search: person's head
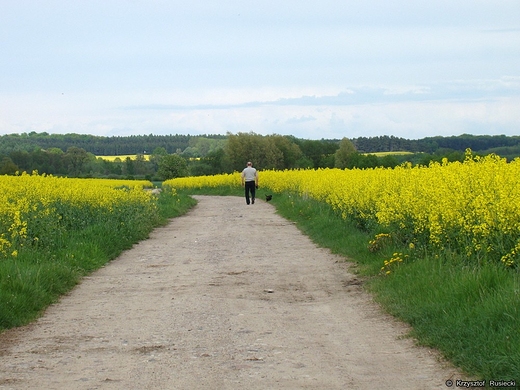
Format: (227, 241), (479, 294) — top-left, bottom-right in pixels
(247, 161), (252, 167)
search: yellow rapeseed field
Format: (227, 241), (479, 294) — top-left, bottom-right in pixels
(0, 172), (154, 258)
(96, 155), (151, 161)
(166, 151), (520, 267)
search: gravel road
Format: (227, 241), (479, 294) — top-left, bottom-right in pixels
(0, 195), (461, 389)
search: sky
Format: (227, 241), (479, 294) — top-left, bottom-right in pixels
(1, 0), (519, 140)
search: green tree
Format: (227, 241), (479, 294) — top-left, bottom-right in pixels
(157, 154), (188, 180)
(64, 147), (89, 176)
(225, 132), (259, 171)
(225, 132), (291, 171)
(149, 147), (168, 172)
(201, 148), (226, 174)
(270, 135), (302, 169)
(125, 157), (135, 176)
(8, 151), (32, 172)
(133, 154), (150, 176)
(296, 139), (338, 168)
(0, 157), (19, 175)
(262, 136), (284, 169)
(334, 138), (358, 169)
(188, 161), (215, 176)
(380, 154), (399, 168)
(356, 154), (380, 169)
(188, 137), (211, 156)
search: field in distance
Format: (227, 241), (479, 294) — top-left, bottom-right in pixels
(363, 151), (414, 156)
(97, 155), (151, 161)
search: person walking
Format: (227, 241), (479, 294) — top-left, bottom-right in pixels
(241, 161), (258, 205)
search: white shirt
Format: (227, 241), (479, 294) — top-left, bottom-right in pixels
(241, 166), (257, 182)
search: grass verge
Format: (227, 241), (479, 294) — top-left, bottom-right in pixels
(0, 190), (197, 332)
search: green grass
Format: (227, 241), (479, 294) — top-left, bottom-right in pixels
(0, 190), (197, 332)
(371, 256), (520, 379)
(176, 187), (520, 382)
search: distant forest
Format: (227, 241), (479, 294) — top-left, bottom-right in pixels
(1, 131), (520, 179)
(0, 132), (228, 156)
(2, 131), (519, 157)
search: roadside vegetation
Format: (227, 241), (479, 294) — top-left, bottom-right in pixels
(167, 155), (520, 382)
(0, 174), (196, 331)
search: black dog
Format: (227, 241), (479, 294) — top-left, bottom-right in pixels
(265, 194), (272, 202)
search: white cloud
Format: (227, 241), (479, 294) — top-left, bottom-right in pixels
(285, 116), (317, 125)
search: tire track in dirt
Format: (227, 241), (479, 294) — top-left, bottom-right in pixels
(0, 196), (462, 389)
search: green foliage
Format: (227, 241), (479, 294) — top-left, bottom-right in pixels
(270, 134), (303, 168)
(194, 148), (227, 175)
(2, 132), (520, 158)
(0, 190), (196, 332)
(294, 138), (338, 168)
(353, 134), (520, 157)
(225, 132), (280, 171)
(370, 257), (520, 379)
(157, 154), (189, 180)
(64, 147), (90, 176)
(1, 132), (520, 178)
(334, 137), (358, 169)
(224, 132), (307, 171)
(0, 157), (18, 175)
(0, 132), (227, 156)
(157, 187), (197, 219)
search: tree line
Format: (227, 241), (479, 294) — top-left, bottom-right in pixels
(352, 134), (520, 156)
(0, 132), (227, 156)
(1, 132), (520, 180)
(2, 132), (520, 156)
(0, 133), (339, 179)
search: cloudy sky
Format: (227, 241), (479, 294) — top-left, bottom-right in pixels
(1, 1), (519, 140)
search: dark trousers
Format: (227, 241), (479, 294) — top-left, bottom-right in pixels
(244, 181), (256, 204)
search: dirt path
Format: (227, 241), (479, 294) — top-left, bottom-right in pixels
(0, 196), (461, 389)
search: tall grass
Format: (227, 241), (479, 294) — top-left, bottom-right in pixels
(373, 256), (519, 379)
(176, 187), (520, 382)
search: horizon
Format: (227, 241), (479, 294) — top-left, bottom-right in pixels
(2, 130), (517, 143)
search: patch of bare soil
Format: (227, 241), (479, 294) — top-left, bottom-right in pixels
(0, 196), (462, 389)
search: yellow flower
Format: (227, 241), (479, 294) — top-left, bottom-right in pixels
(165, 151), (520, 268)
